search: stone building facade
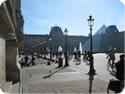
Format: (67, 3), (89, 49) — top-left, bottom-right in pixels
(0, 0), (24, 92)
(24, 26), (88, 54)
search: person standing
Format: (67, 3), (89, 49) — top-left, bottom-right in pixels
(115, 54), (124, 80)
(25, 55), (29, 66)
(31, 55), (35, 65)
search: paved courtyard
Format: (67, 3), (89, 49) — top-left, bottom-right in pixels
(20, 53), (122, 93)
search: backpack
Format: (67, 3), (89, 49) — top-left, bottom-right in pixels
(107, 79), (122, 93)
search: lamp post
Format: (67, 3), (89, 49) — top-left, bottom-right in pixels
(58, 46), (63, 67)
(49, 38), (52, 61)
(87, 15), (96, 75)
(64, 28), (69, 67)
(43, 41), (47, 58)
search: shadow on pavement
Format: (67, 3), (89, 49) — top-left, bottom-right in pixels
(89, 74), (95, 94)
(43, 67), (66, 79)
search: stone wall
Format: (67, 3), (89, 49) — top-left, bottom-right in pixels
(23, 34), (88, 54)
(0, 0), (23, 90)
(6, 40), (20, 82)
(0, 38), (5, 86)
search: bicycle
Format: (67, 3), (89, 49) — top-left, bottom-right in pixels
(107, 61), (116, 73)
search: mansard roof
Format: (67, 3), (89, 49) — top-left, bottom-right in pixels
(50, 26), (64, 36)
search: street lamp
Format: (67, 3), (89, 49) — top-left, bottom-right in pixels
(49, 38), (52, 61)
(64, 28), (69, 67)
(87, 15), (96, 75)
(43, 41), (47, 58)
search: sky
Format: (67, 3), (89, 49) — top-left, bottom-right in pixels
(21, 0), (125, 36)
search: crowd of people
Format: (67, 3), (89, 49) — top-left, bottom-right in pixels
(19, 50), (124, 92)
(20, 54), (36, 67)
(19, 50), (124, 80)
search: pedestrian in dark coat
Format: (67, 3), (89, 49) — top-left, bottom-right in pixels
(25, 55), (29, 66)
(115, 54), (124, 80)
(31, 55), (35, 65)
